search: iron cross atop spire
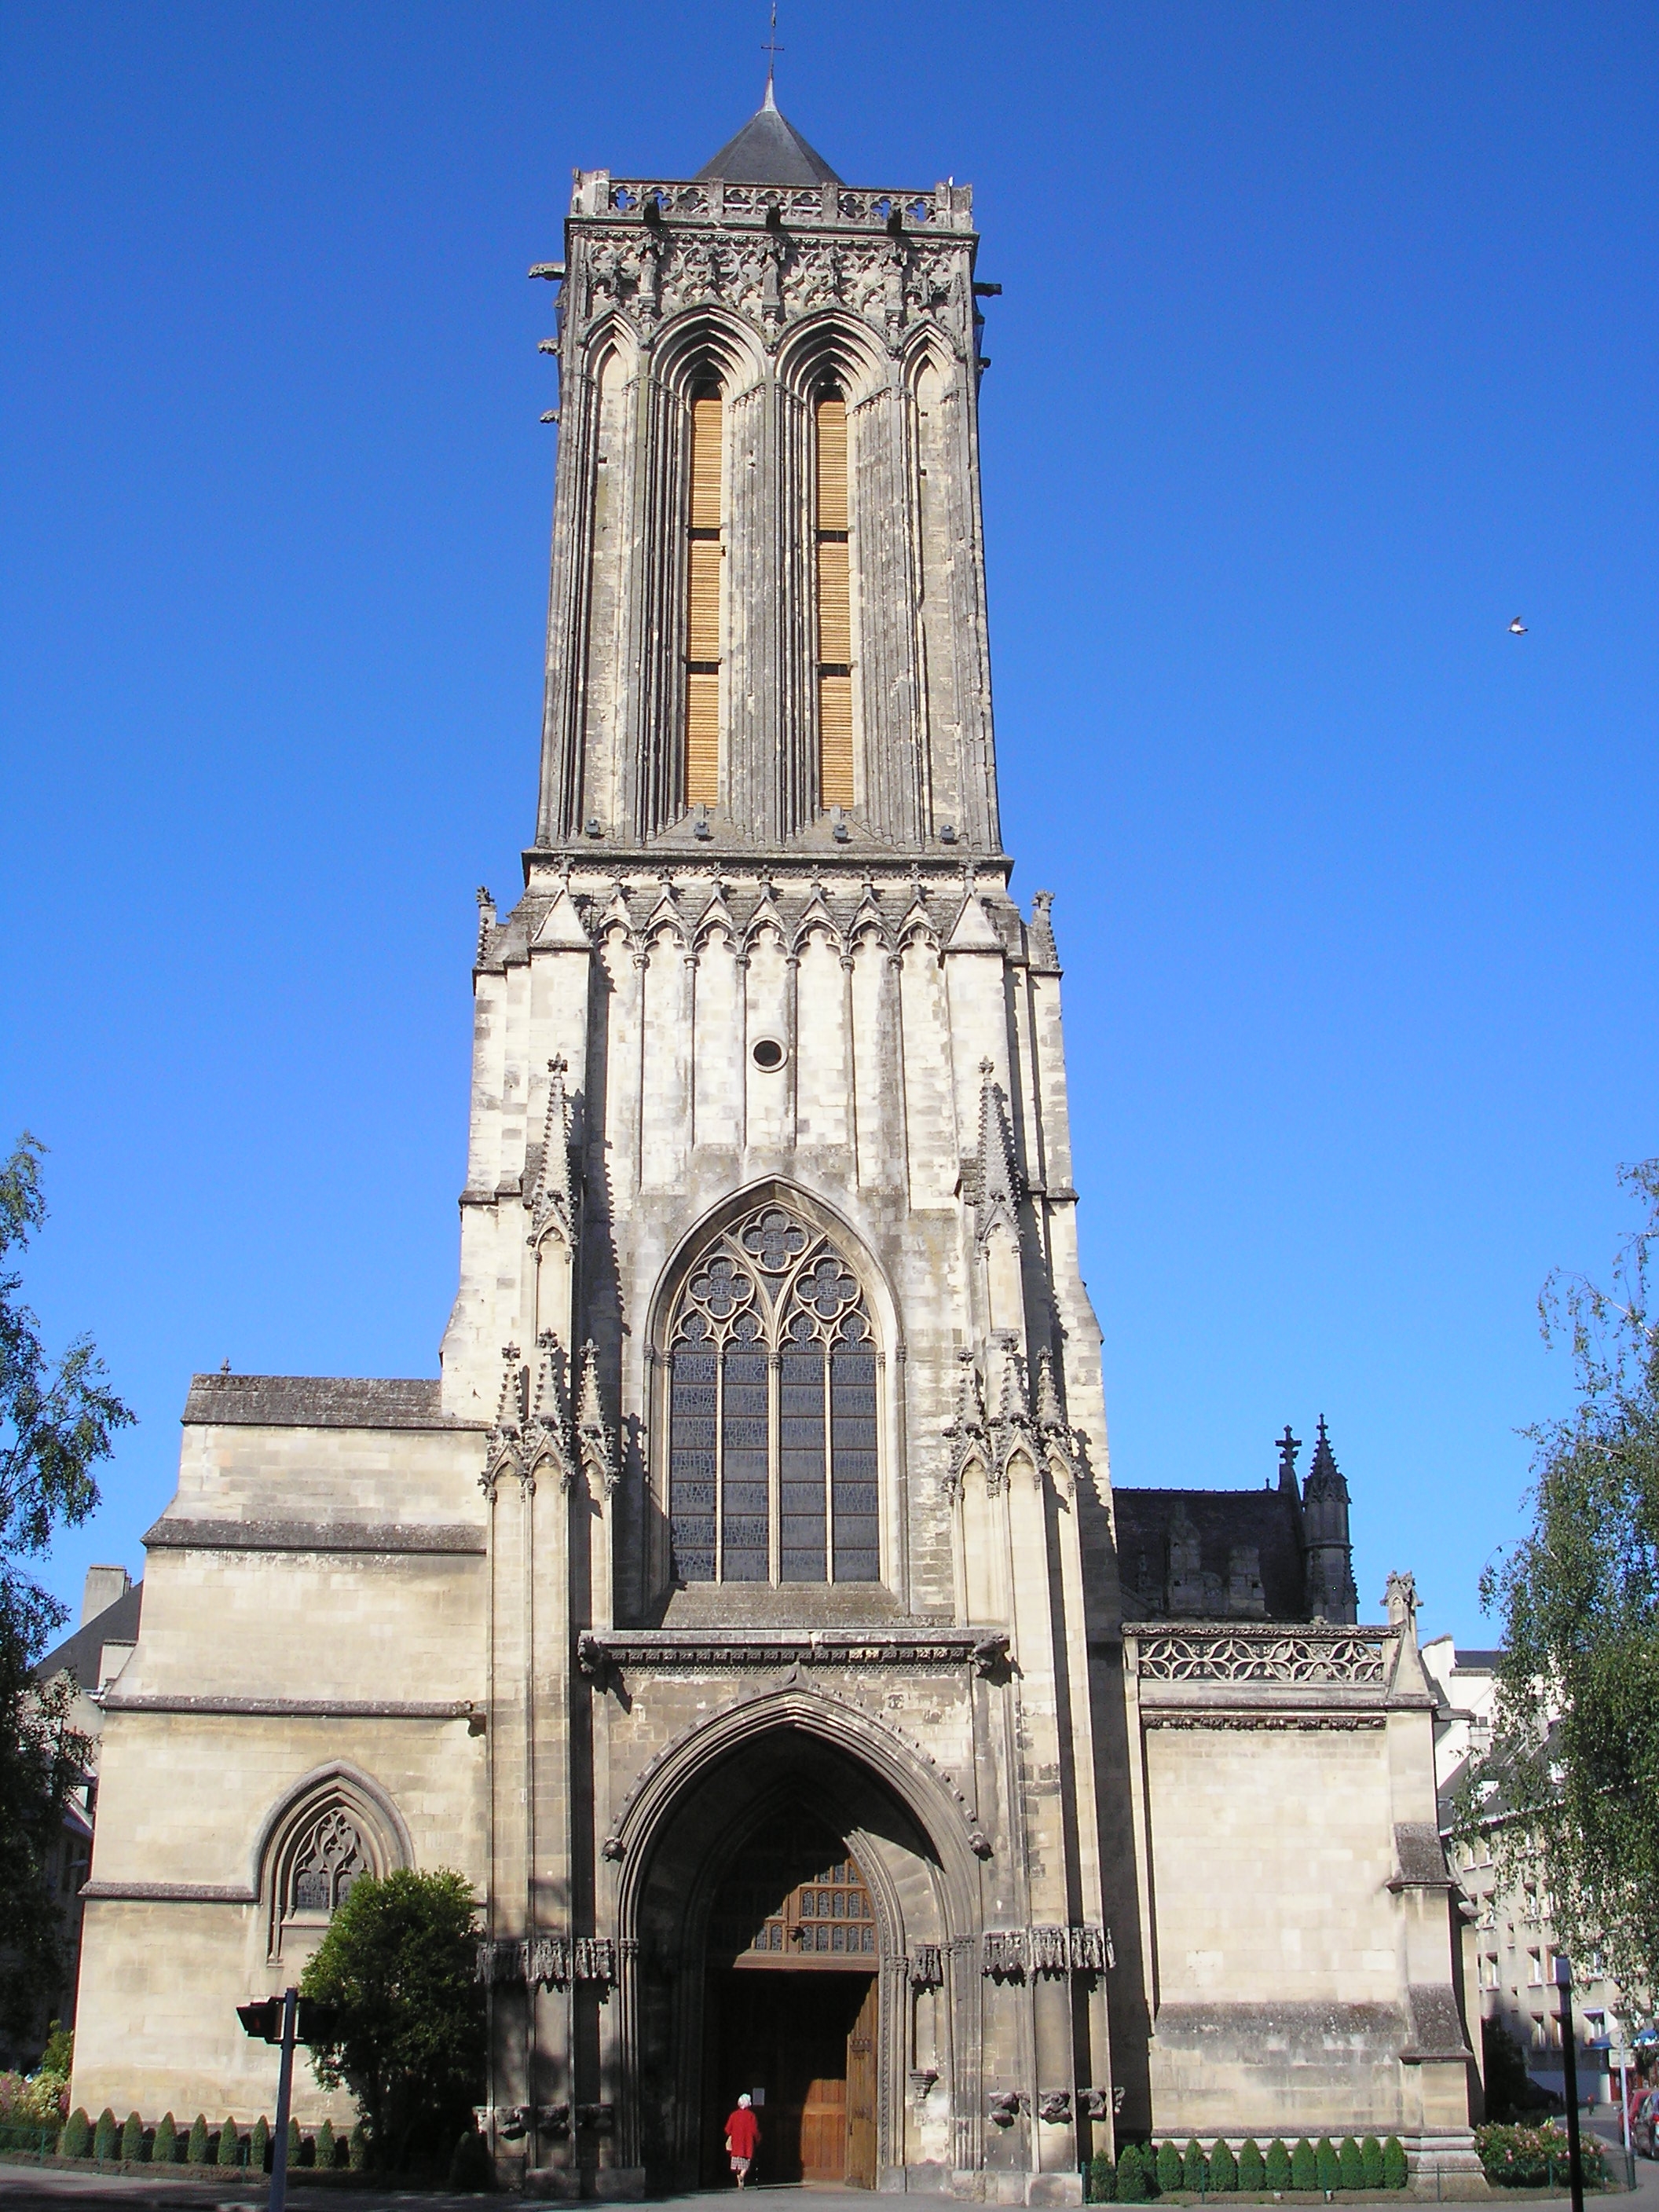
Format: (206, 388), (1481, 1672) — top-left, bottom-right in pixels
(761, 1), (784, 106)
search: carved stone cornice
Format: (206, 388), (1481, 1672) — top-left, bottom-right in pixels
(577, 1627), (1007, 1676)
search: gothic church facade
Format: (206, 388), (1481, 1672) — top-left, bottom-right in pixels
(73, 92), (1483, 2202)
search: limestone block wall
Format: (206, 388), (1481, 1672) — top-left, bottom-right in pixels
(71, 1403), (489, 2126)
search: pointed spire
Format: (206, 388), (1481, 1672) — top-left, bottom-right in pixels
(1276, 1423), (1302, 1493)
(1303, 1415), (1349, 1500)
(1035, 1350), (1064, 1431)
(528, 1057), (577, 1245)
(972, 1059), (1021, 1240)
(577, 1341), (618, 1496)
(1027, 890), (1060, 974)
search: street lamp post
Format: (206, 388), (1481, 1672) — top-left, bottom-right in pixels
(1554, 1957), (1585, 2212)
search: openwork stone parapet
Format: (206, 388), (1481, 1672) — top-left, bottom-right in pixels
(1126, 1623), (1388, 1686)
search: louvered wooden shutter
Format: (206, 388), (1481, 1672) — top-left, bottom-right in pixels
(684, 394), (723, 808)
(815, 397), (854, 809)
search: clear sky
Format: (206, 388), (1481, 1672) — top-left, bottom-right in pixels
(3, 2), (1655, 1647)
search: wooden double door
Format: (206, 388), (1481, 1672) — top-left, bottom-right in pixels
(705, 1968), (878, 2188)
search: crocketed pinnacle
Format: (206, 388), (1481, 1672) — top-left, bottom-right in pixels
(1303, 1415), (1349, 1502)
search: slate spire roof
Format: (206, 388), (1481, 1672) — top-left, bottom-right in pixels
(694, 76), (842, 186)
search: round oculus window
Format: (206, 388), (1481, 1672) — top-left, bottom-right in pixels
(751, 1037), (786, 1071)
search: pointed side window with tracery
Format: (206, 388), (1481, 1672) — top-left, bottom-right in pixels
(267, 1793), (387, 1961)
(667, 1203), (881, 1586)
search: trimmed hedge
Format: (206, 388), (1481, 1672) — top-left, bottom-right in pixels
(218, 2117), (241, 2167)
(1115, 2144), (1152, 2201)
(1339, 2137), (1364, 2190)
(92, 2109), (118, 2163)
(59, 2108), (90, 2159)
(1210, 2140), (1238, 2192)
(1315, 2137), (1340, 2192)
(1264, 2138), (1291, 2190)
(287, 2117), (303, 2165)
(250, 2115), (269, 2174)
(152, 2112), (178, 2163)
(1383, 2136), (1408, 2190)
(1361, 2135), (1385, 2189)
(1155, 2141), (1184, 2193)
(1290, 2137), (1318, 2191)
(349, 2121), (370, 2171)
(447, 2128), (493, 2192)
(1182, 2141), (1207, 2192)
(1237, 2138), (1265, 2191)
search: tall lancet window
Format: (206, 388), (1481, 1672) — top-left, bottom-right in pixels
(667, 1202), (880, 1586)
(815, 393), (854, 809)
(684, 388), (723, 809)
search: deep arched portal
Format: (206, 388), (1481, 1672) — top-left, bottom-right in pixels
(625, 1720), (964, 2192)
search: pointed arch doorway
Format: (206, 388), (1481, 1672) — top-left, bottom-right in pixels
(701, 1811), (879, 2188)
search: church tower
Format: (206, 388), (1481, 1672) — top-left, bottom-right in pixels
(441, 90), (1124, 2199)
(68, 82), (1482, 2203)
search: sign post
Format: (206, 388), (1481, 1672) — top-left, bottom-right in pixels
(1554, 1957), (1585, 2212)
(236, 1990), (336, 2210)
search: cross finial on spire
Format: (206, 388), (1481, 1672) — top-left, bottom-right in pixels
(761, 2), (783, 108)
(1276, 1423), (1302, 1490)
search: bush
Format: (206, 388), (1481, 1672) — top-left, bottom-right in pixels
(316, 2119), (336, 2169)
(1116, 2145), (1152, 2202)
(349, 2121), (369, 2171)
(297, 2130), (316, 2168)
(1382, 2137), (1408, 2190)
(1178, 2141), (1204, 2192)
(250, 2116), (269, 2173)
(1338, 2138), (1364, 2191)
(447, 2127), (493, 2190)
(152, 2113), (178, 2163)
(185, 2114), (209, 2165)
(287, 2118), (302, 2166)
(1156, 2141), (1184, 2193)
(119, 2111), (145, 2163)
(1473, 2122), (1610, 2189)
(1238, 2140), (1265, 2192)
(218, 2117), (240, 2167)
(1265, 2140), (1291, 2191)
(1360, 2137), (1384, 2189)
(1210, 2140), (1238, 2192)
(59, 2108), (91, 2159)
(1089, 2148), (1116, 2202)
(1315, 2139), (1340, 2192)
(92, 2108), (118, 2163)
(1289, 2138), (1317, 2191)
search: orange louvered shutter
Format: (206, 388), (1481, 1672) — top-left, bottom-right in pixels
(815, 396), (854, 809)
(819, 676), (854, 808)
(686, 674), (720, 805)
(689, 397), (722, 529)
(685, 393), (723, 805)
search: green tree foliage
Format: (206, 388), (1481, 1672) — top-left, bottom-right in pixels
(1480, 2016), (1547, 2122)
(1155, 2141), (1183, 2192)
(348, 2120), (369, 2170)
(249, 2116), (269, 2173)
(1315, 2138), (1340, 2192)
(1360, 2138), (1384, 2189)
(217, 2117), (240, 2167)
(286, 2117), (302, 2166)
(1264, 2141), (1291, 2191)
(1210, 2140), (1238, 2192)
(1115, 2145), (1152, 2201)
(59, 2108), (90, 2157)
(152, 2114), (177, 2163)
(1382, 2137), (1408, 2189)
(301, 1866), (484, 2169)
(315, 2118), (335, 2169)
(185, 2114), (209, 2164)
(1338, 2137), (1364, 2190)
(1471, 1160), (1659, 1992)
(1088, 2148), (1116, 2202)
(1182, 2141), (1207, 2191)
(1237, 2141), (1265, 2192)
(0, 1137), (134, 2042)
(1290, 2138), (1317, 2190)
(119, 2112), (144, 2163)
(38, 2023), (71, 2077)
(92, 2108), (116, 2163)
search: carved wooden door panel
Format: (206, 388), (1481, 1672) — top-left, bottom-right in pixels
(844, 1974), (879, 2188)
(800, 2072), (847, 2182)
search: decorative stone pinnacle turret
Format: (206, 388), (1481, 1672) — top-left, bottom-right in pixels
(1276, 1424), (1302, 1492)
(475, 886), (496, 964)
(1028, 891), (1060, 974)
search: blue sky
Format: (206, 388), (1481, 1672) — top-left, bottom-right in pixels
(2, 2), (1655, 1646)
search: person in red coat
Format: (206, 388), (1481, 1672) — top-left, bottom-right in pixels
(724, 2093), (760, 2187)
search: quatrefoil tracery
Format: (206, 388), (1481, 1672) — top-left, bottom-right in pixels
(672, 1203), (872, 1352)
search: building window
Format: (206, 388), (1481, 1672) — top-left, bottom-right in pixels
(668, 1202), (879, 1586)
(815, 392), (853, 809)
(265, 1782), (398, 1963)
(1527, 1947), (1544, 1985)
(684, 387), (723, 808)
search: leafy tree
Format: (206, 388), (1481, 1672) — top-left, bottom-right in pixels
(1471, 1160), (1659, 1993)
(300, 1867), (485, 2170)
(0, 1136), (134, 2040)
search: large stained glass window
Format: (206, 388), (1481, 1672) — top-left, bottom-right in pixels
(666, 1203), (881, 1587)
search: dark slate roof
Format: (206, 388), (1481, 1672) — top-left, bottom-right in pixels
(695, 86), (841, 185)
(35, 1581), (143, 1691)
(1115, 1485), (1308, 1621)
(182, 1374), (481, 1430)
